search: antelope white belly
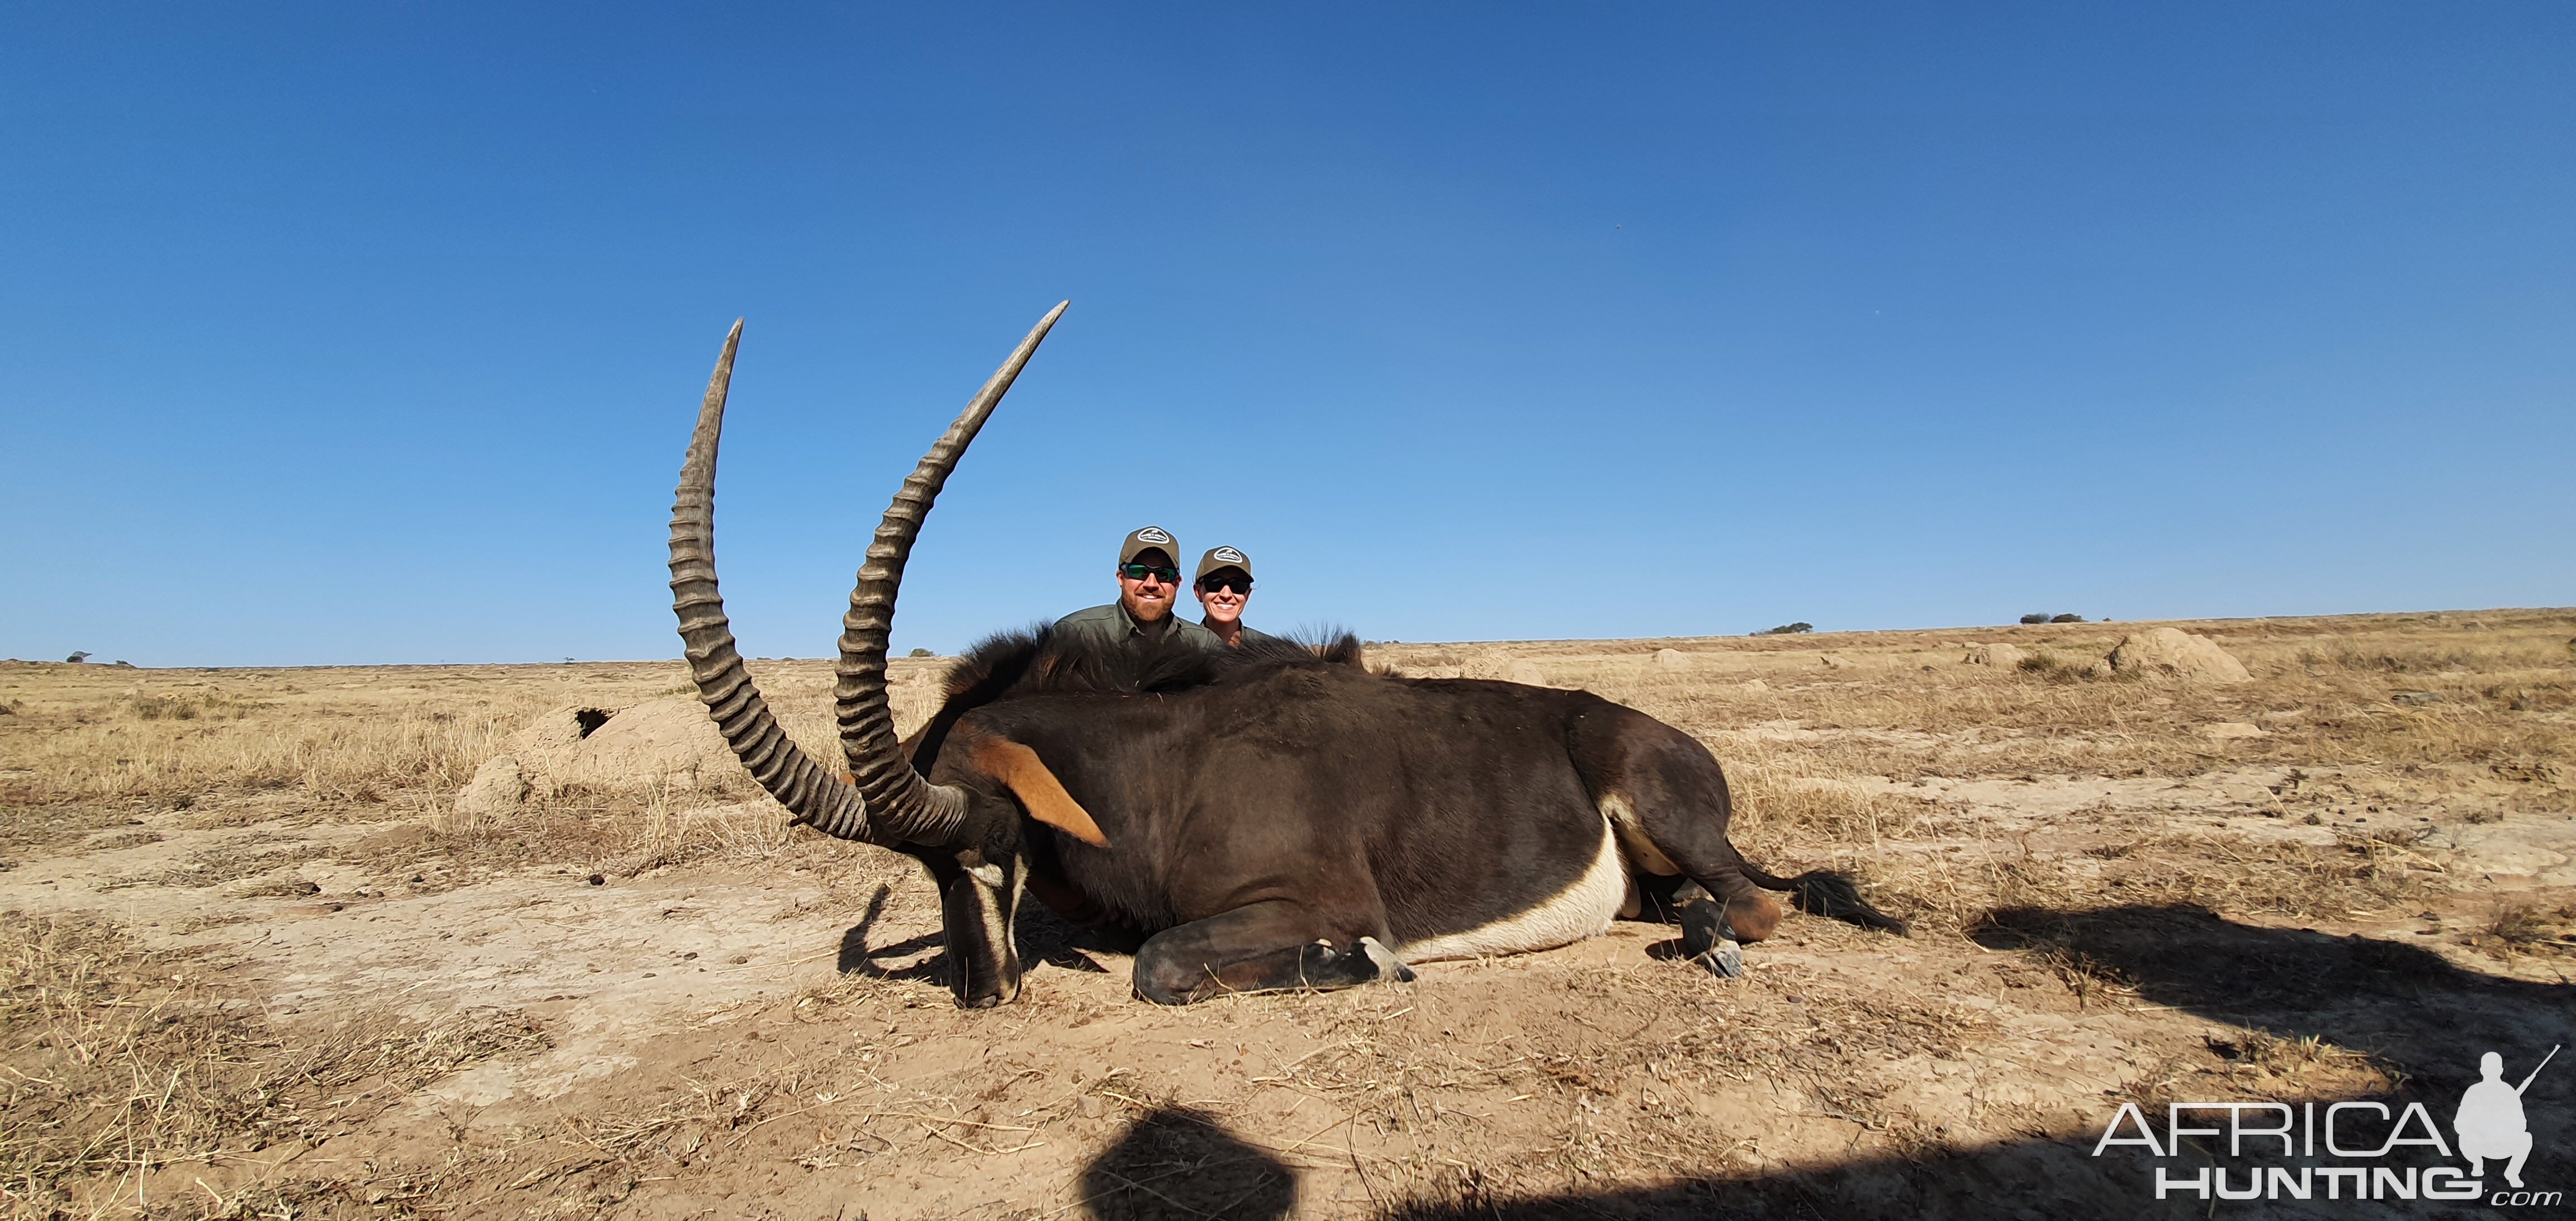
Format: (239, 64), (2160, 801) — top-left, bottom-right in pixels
(1398, 819), (1626, 963)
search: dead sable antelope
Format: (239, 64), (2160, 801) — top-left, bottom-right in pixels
(669, 304), (1903, 1007)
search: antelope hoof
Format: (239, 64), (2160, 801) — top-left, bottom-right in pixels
(1691, 939), (1744, 979)
(1357, 936), (1417, 983)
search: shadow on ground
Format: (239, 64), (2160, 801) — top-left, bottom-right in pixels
(1973, 903), (2575, 1100)
(1076, 1104), (2175, 1221)
(835, 882), (1118, 988)
(1073, 910), (2570, 1220)
(1079, 1105), (1297, 1220)
(835, 884), (943, 982)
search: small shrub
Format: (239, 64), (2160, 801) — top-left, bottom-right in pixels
(2049, 613), (2085, 623)
(2225, 1028), (2374, 1077)
(2018, 614), (2049, 625)
(907, 647), (934, 658)
(2014, 651), (2109, 684)
(128, 695), (191, 720)
(122, 692), (259, 722)
(1757, 622), (1814, 636)
(2467, 901), (2576, 958)
(64, 651), (89, 664)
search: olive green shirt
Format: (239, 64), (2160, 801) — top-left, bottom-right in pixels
(1053, 602), (1223, 657)
(1202, 617), (1283, 649)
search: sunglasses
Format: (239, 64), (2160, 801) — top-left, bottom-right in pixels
(1198, 574), (1252, 594)
(1119, 564), (1182, 583)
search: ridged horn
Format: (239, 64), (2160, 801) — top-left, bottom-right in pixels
(835, 301), (1070, 845)
(669, 320), (875, 841)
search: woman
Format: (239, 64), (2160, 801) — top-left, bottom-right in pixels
(1192, 546), (1278, 649)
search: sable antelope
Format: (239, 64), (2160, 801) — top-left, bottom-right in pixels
(668, 305), (1902, 1007)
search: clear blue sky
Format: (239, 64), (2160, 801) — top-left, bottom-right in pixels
(6, 3), (2571, 665)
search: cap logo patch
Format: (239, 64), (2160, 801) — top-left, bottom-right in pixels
(1135, 527), (1172, 545)
(1213, 547), (1246, 563)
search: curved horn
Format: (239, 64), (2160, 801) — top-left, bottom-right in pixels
(836, 302), (1070, 844)
(669, 320), (874, 840)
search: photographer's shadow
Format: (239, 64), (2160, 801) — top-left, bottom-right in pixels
(1972, 902), (2575, 1097)
(1077, 1105), (1294, 1220)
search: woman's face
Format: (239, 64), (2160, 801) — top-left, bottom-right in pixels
(1195, 569), (1251, 624)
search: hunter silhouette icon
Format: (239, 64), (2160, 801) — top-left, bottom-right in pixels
(2457, 1046), (2556, 1189)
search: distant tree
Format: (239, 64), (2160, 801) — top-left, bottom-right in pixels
(2048, 613), (2084, 623)
(2019, 614), (2050, 624)
(907, 647), (934, 658)
(65, 651), (90, 663)
(1757, 622), (1814, 636)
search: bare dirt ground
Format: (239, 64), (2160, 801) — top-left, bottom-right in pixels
(3, 609), (2571, 1219)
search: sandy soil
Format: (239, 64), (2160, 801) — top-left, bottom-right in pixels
(2, 609), (2571, 1219)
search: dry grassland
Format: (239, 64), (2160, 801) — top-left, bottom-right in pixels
(2, 609), (2571, 1219)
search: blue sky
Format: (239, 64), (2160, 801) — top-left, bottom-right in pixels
(5, 3), (2571, 665)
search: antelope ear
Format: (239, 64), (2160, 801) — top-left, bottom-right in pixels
(966, 733), (1110, 848)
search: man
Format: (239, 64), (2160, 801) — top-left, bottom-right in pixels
(1193, 546), (1280, 649)
(1053, 526), (1223, 658)
(2455, 1050), (2539, 1189)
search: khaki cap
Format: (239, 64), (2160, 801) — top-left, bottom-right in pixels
(1119, 525), (1180, 566)
(1195, 546), (1253, 583)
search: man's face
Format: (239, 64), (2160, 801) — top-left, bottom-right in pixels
(1117, 549), (1179, 623)
(1195, 567), (1251, 625)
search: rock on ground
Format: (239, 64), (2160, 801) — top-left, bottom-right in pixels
(2108, 627), (2251, 683)
(1967, 643), (2029, 669)
(452, 755), (527, 824)
(1653, 647), (1691, 670)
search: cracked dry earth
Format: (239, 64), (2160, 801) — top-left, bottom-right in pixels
(2, 609), (2572, 1219)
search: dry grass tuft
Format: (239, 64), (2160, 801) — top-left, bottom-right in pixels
(2231, 1028), (2374, 1076)
(2035, 946), (2134, 1009)
(98, 840), (328, 892)
(2466, 899), (2576, 958)
(6, 701), (523, 812)
(404, 775), (872, 887)
(2196, 1028), (2400, 1097)
(2125, 831), (2454, 920)
(1725, 742), (1916, 850)
(119, 691), (265, 723)
(0, 911), (547, 1215)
